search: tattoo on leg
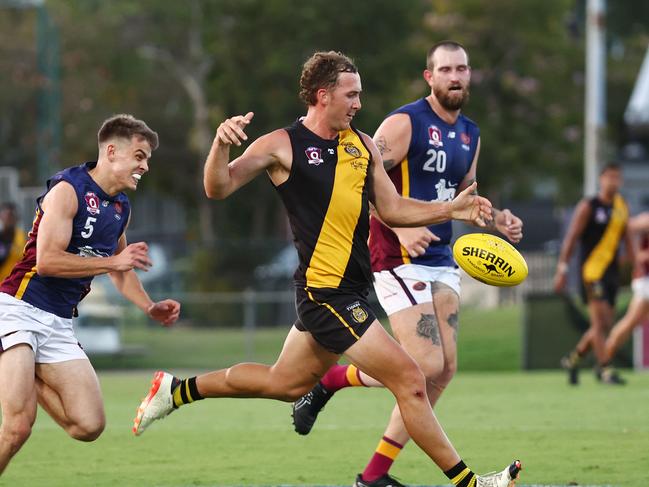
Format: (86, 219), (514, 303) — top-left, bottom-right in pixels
(448, 311), (459, 342)
(416, 313), (441, 346)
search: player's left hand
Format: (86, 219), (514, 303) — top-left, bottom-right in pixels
(495, 209), (523, 243)
(148, 299), (180, 326)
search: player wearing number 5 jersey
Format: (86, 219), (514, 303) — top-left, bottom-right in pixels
(0, 114), (180, 477)
(292, 41), (523, 487)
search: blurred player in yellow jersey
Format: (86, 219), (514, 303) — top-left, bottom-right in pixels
(554, 164), (634, 384)
(0, 203), (26, 281)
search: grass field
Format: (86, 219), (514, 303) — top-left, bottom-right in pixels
(90, 305), (522, 372)
(5, 370), (649, 486)
(5, 305), (648, 486)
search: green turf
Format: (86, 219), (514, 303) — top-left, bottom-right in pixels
(4, 370), (648, 486)
(90, 305), (521, 371)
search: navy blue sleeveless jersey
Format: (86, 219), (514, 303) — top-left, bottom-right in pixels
(0, 162), (130, 318)
(370, 98), (480, 271)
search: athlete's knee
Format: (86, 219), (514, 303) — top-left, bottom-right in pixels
(264, 367), (317, 401)
(67, 415), (105, 442)
(416, 354), (445, 381)
(0, 415), (34, 452)
(390, 362), (427, 400)
(427, 362), (456, 394)
(439, 357), (457, 385)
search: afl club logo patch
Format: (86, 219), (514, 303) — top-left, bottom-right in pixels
(428, 125), (443, 147)
(346, 301), (369, 323)
(460, 133), (471, 151)
(343, 142), (361, 157)
(413, 281), (426, 291)
(114, 201), (123, 220)
(84, 192), (100, 215)
(305, 146), (324, 166)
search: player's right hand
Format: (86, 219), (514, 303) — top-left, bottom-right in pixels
(393, 227), (440, 257)
(449, 182), (492, 226)
(112, 242), (152, 272)
(216, 112), (254, 146)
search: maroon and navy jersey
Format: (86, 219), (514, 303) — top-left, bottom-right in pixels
(369, 98), (480, 271)
(0, 162), (130, 318)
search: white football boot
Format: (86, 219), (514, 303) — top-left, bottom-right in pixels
(476, 460), (522, 487)
(133, 371), (176, 436)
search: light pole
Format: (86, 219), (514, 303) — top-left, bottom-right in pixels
(2, 0), (60, 180)
(583, 0), (606, 197)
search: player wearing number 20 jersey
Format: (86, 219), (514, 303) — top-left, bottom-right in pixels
(369, 97), (480, 270)
(0, 162), (130, 319)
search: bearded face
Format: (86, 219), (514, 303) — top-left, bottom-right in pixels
(426, 47), (471, 111)
(432, 81), (470, 111)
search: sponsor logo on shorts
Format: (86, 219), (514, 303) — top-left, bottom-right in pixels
(346, 301), (368, 323)
(413, 281), (426, 291)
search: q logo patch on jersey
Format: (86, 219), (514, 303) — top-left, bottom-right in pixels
(85, 192), (100, 215)
(305, 147), (324, 166)
(428, 125), (443, 148)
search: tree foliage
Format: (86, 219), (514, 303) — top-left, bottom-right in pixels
(1, 0), (647, 235)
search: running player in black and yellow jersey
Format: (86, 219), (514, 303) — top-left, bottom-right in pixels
(554, 163), (634, 385)
(133, 51), (521, 487)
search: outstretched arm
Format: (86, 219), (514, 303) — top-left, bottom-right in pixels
(372, 114), (442, 257)
(203, 112), (288, 199)
(366, 133), (491, 227)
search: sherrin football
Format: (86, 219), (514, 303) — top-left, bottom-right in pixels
(452, 233), (528, 287)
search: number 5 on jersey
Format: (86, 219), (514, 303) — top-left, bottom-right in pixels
(81, 216), (97, 238)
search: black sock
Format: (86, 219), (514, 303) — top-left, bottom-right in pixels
(444, 460), (476, 487)
(172, 377), (204, 408)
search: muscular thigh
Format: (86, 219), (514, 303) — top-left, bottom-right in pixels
(0, 344), (38, 419)
(35, 359), (104, 419)
(389, 282), (459, 369)
(271, 325), (340, 388)
(390, 302), (443, 368)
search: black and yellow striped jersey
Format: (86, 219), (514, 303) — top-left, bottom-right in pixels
(580, 194), (628, 283)
(276, 120), (373, 291)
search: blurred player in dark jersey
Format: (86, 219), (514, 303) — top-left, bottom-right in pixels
(0, 115), (180, 475)
(554, 163), (633, 385)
